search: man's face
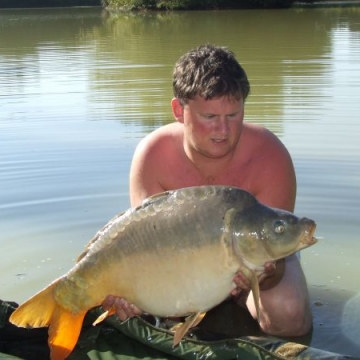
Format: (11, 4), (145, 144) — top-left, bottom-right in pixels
(180, 95), (244, 160)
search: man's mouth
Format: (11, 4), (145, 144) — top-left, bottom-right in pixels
(212, 138), (227, 143)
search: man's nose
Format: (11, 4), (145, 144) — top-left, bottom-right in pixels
(215, 117), (229, 134)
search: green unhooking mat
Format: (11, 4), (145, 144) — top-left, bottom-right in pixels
(0, 300), (358, 360)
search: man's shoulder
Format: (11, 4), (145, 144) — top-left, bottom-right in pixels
(134, 123), (182, 158)
(145, 122), (182, 142)
(243, 122), (275, 138)
(241, 122), (291, 169)
(242, 122), (282, 149)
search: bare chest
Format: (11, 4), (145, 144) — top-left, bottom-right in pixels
(162, 161), (255, 194)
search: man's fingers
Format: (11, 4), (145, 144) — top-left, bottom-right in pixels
(102, 295), (142, 321)
(114, 298), (142, 321)
(264, 261), (276, 275)
(232, 262), (276, 293)
(232, 272), (251, 295)
(102, 294), (116, 310)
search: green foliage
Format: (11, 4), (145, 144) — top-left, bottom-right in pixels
(0, 0), (101, 7)
(103, 0), (296, 10)
(1, 0), (296, 9)
(245, 0), (295, 7)
(103, 0), (158, 10)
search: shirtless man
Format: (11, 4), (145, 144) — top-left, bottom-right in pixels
(103, 44), (312, 337)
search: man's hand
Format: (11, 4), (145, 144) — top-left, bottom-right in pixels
(102, 295), (142, 321)
(231, 260), (284, 297)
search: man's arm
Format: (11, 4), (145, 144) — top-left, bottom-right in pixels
(250, 126), (297, 212)
(129, 129), (171, 207)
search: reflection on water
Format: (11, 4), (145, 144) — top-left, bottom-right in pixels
(0, 6), (360, 356)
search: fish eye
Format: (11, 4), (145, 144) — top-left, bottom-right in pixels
(273, 220), (286, 234)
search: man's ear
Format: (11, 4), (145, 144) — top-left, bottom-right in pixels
(171, 98), (184, 123)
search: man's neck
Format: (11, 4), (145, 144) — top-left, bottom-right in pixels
(184, 147), (236, 180)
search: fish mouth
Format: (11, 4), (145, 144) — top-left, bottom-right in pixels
(298, 219), (318, 250)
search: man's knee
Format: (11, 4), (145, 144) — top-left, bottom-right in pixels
(259, 298), (312, 336)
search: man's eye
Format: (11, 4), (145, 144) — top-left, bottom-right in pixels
(273, 220), (286, 234)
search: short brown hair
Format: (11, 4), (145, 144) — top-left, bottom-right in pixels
(173, 44), (250, 105)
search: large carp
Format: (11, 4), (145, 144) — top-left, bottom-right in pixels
(10, 186), (317, 360)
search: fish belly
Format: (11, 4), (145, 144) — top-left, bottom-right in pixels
(115, 242), (239, 317)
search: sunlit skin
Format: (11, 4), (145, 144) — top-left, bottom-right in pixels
(103, 95), (312, 337)
(178, 95), (244, 162)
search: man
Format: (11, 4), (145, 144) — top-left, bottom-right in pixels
(103, 44), (312, 337)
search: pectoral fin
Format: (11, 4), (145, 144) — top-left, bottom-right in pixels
(249, 270), (260, 319)
(171, 312), (206, 347)
(92, 306), (116, 326)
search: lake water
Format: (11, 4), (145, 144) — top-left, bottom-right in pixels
(1, 5), (360, 357)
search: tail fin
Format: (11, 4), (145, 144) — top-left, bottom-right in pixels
(9, 281), (58, 328)
(9, 281), (86, 360)
(49, 307), (86, 360)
